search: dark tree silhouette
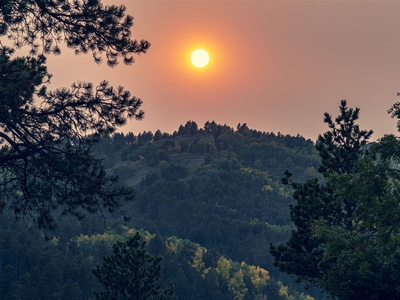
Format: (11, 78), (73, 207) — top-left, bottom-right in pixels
(92, 232), (174, 300)
(1, 0), (150, 66)
(0, 0), (150, 229)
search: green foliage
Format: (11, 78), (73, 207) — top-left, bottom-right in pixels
(271, 100), (400, 299)
(0, 112), (321, 299)
(0, 214), (312, 300)
(0, 0), (149, 229)
(92, 232), (174, 300)
(91, 121), (322, 297)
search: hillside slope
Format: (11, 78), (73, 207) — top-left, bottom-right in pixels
(94, 121), (323, 298)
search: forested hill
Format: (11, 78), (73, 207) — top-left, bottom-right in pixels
(0, 121), (323, 300)
(98, 121), (320, 186)
(93, 121), (323, 298)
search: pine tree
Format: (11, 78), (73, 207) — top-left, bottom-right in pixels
(92, 232), (174, 300)
(271, 100), (400, 299)
(0, 0), (150, 229)
(1, 0), (150, 66)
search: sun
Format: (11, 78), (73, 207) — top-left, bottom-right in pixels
(190, 49), (210, 68)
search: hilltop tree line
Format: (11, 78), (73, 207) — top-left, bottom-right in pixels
(98, 120), (319, 178)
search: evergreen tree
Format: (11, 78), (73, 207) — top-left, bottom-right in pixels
(271, 100), (400, 299)
(0, 0), (150, 229)
(1, 0), (150, 66)
(92, 232), (174, 300)
(153, 130), (163, 142)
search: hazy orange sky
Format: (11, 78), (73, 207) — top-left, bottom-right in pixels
(43, 0), (400, 141)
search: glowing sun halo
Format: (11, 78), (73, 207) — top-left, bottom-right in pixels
(190, 49), (209, 68)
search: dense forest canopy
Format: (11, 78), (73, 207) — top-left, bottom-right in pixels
(92, 120), (324, 299)
(0, 120), (322, 300)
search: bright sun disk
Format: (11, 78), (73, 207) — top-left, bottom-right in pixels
(191, 49), (209, 68)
